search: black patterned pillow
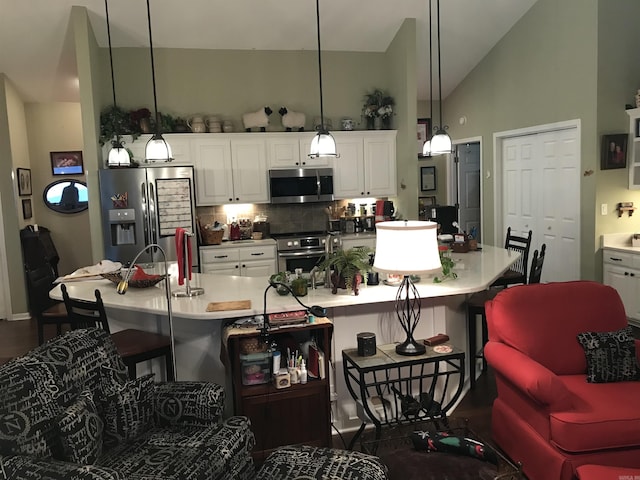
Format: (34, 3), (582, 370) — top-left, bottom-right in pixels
(54, 389), (103, 464)
(577, 326), (640, 383)
(101, 372), (155, 448)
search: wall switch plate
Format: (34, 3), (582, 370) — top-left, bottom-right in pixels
(601, 204), (608, 216)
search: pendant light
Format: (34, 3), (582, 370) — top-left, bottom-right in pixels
(144, 0), (172, 162)
(105, 0), (130, 167)
(429, 0), (452, 155)
(309, 0), (338, 159)
(422, 0), (433, 158)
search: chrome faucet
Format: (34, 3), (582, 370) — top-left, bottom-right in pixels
(309, 266), (319, 289)
(323, 232), (335, 288)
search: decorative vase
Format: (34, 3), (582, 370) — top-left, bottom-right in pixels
(366, 117), (375, 130)
(382, 116), (392, 130)
(139, 117), (152, 134)
(330, 272), (362, 295)
(374, 117), (382, 130)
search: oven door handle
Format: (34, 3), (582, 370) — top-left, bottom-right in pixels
(277, 250), (325, 259)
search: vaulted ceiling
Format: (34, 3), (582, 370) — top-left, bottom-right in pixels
(0, 0), (537, 103)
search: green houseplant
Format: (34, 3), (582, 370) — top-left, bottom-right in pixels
(99, 105), (140, 146)
(319, 246), (372, 295)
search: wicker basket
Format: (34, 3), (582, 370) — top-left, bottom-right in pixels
(239, 337), (268, 354)
(201, 228), (224, 245)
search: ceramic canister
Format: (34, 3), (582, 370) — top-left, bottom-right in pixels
(188, 116), (206, 133)
(341, 118), (354, 130)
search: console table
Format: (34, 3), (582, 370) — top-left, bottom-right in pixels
(342, 342), (465, 449)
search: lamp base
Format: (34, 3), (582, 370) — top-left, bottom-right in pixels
(395, 338), (426, 356)
(172, 287), (204, 297)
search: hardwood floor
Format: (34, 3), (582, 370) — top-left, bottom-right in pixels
(0, 317), (496, 444)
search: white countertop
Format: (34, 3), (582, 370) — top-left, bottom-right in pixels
(51, 244), (518, 321)
(602, 233), (640, 254)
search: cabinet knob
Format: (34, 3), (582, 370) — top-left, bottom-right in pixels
(302, 162), (306, 166)
(228, 198), (233, 202)
(625, 272), (630, 276)
(632, 273), (635, 277)
(242, 264), (246, 268)
(235, 265), (239, 269)
(235, 197), (239, 201)
(361, 192), (365, 195)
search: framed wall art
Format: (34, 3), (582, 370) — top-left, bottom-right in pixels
(16, 168), (32, 196)
(601, 134), (628, 170)
(417, 118), (431, 158)
(420, 166), (436, 192)
(50, 150), (84, 175)
(22, 198), (32, 219)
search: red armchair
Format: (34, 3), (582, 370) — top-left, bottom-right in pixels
(484, 281), (640, 480)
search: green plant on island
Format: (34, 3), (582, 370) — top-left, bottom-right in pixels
(433, 253), (457, 283)
(319, 246), (372, 293)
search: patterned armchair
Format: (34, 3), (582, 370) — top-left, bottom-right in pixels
(0, 328), (255, 480)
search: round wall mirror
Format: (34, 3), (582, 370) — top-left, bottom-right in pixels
(43, 179), (88, 214)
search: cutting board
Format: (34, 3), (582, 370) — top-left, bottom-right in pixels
(206, 300), (252, 312)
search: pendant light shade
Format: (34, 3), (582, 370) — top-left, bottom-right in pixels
(429, 0), (452, 156)
(104, 0), (130, 167)
(309, 130), (337, 158)
(144, 0), (172, 163)
(309, 0), (338, 159)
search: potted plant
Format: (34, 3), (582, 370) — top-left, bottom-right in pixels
(99, 105), (140, 146)
(319, 246), (372, 295)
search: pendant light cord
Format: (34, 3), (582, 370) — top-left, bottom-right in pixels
(428, 0), (433, 132)
(105, 0), (117, 110)
(316, 0), (325, 131)
(437, 0), (444, 131)
(146, 0), (160, 134)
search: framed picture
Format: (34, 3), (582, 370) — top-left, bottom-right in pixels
(50, 150), (84, 175)
(22, 198), (32, 219)
(16, 168), (32, 196)
(601, 134), (628, 170)
(420, 166), (436, 192)
(417, 118), (431, 158)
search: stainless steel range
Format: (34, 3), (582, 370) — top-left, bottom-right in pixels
(273, 231), (341, 284)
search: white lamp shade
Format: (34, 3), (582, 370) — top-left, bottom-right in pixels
(430, 132), (452, 155)
(373, 220), (441, 275)
(145, 135), (173, 162)
(309, 131), (338, 158)
(108, 146), (130, 167)
(422, 140), (432, 157)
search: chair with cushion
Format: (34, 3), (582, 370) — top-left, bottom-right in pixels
(0, 327), (255, 479)
(490, 227), (532, 288)
(61, 284), (174, 381)
(26, 264), (70, 344)
(466, 244), (545, 388)
(484, 281), (640, 480)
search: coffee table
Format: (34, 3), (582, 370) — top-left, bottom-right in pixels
(360, 419), (522, 480)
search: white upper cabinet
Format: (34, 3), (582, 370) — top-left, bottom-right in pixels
(193, 138), (233, 205)
(333, 131), (397, 199)
(627, 108), (640, 189)
(267, 132), (332, 168)
(230, 137), (269, 204)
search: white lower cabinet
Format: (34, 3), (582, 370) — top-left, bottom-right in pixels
(340, 235), (376, 251)
(200, 243), (276, 277)
(602, 248), (640, 321)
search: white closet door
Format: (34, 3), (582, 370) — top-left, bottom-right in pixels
(501, 127), (580, 283)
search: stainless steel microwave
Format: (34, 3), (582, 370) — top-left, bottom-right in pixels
(269, 168), (334, 204)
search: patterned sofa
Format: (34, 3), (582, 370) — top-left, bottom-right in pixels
(0, 328), (255, 480)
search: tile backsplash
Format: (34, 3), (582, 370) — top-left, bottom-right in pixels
(197, 200), (350, 234)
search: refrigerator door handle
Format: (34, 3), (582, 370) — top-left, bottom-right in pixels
(141, 182), (150, 246)
(149, 181), (158, 251)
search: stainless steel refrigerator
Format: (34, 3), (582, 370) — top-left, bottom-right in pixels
(98, 166), (198, 270)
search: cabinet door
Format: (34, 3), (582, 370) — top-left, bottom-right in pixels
(164, 134), (194, 164)
(241, 260), (277, 277)
(603, 264), (635, 318)
(231, 138), (269, 203)
(193, 138), (233, 205)
(202, 264), (241, 275)
(333, 138), (365, 199)
(267, 136), (301, 168)
(364, 134), (397, 196)
(341, 236), (376, 251)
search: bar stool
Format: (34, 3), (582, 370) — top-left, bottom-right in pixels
(467, 244), (546, 388)
(61, 284), (174, 381)
(491, 227), (533, 288)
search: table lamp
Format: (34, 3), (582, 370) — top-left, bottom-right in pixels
(373, 220), (441, 355)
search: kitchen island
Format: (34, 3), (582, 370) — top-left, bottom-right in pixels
(51, 244), (518, 430)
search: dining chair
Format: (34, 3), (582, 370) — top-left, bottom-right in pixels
(491, 227), (533, 288)
(26, 264), (71, 345)
(60, 284), (175, 381)
(466, 244), (546, 388)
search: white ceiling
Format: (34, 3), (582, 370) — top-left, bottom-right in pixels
(0, 0), (537, 103)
